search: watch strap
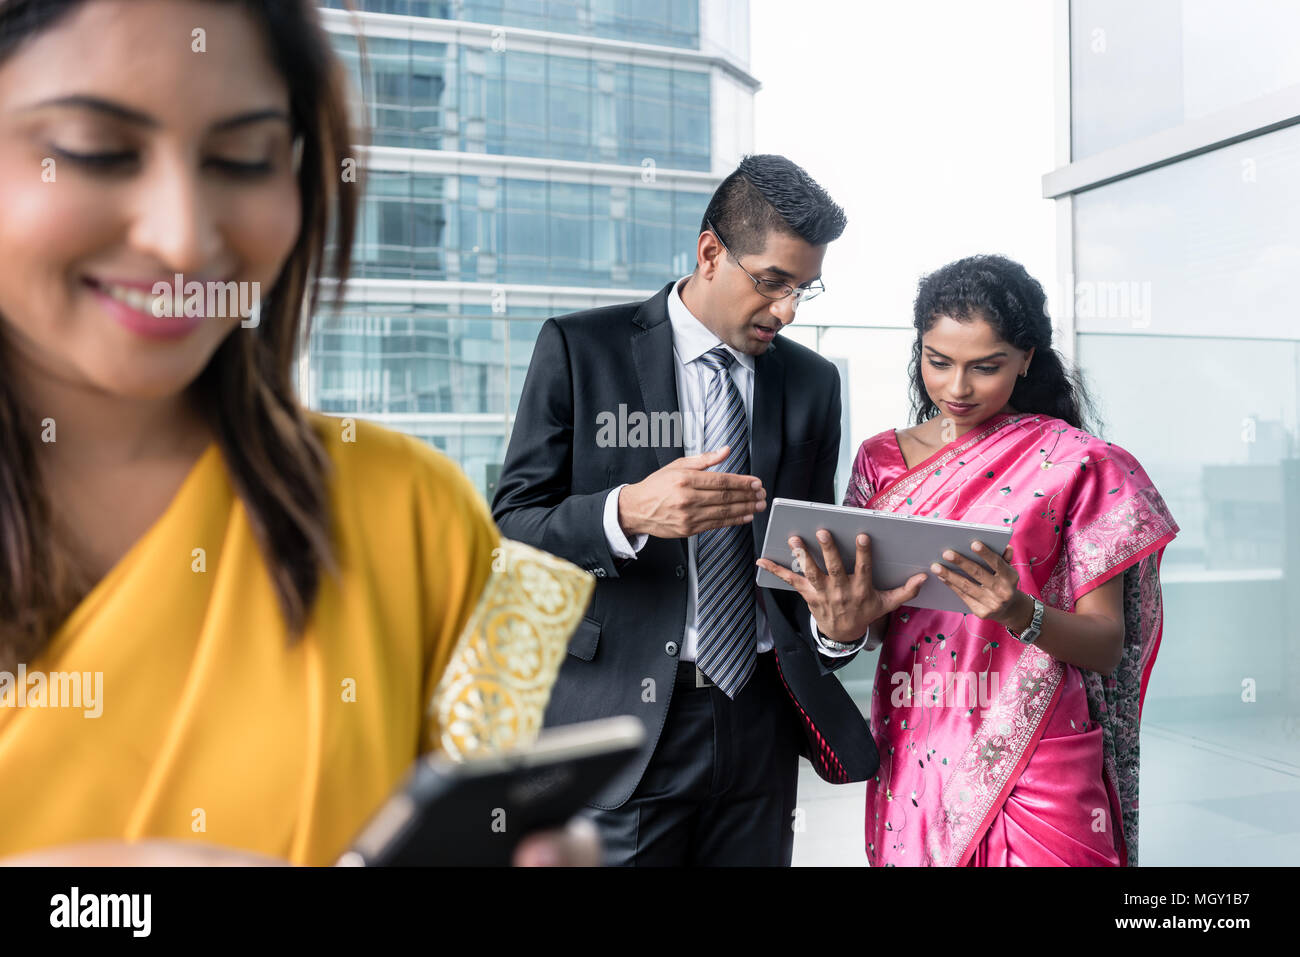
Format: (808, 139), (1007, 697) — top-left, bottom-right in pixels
(1006, 596), (1045, 644)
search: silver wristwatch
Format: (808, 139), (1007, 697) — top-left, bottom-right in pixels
(817, 630), (863, 653)
(1006, 596), (1045, 645)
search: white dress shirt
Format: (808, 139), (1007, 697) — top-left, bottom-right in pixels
(600, 276), (864, 662)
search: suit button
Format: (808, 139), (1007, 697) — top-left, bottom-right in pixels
(674, 564), (686, 579)
(665, 641), (679, 657)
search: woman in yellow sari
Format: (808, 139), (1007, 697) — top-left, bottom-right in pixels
(0, 0), (592, 865)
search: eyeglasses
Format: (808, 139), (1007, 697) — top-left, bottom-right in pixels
(706, 219), (826, 304)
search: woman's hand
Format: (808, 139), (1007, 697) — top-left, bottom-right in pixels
(512, 815), (602, 867)
(757, 530), (927, 644)
(930, 541), (1032, 631)
(0, 839), (287, 866)
(1, 818), (604, 867)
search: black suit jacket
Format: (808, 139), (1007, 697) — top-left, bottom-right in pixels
(492, 280), (878, 809)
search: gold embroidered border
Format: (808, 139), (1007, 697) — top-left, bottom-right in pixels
(426, 538), (595, 760)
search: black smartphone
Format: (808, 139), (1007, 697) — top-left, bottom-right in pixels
(336, 715), (645, 866)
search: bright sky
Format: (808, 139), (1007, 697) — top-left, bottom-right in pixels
(748, 0), (1059, 439)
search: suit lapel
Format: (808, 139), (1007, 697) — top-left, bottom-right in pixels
(629, 329), (680, 473)
(750, 342), (784, 556)
(629, 285), (682, 473)
(629, 282), (784, 560)
(629, 284), (686, 561)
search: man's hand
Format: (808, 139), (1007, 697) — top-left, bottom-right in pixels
(617, 446), (765, 539)
(756, 531), (927, 645)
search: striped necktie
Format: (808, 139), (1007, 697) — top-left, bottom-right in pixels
(693, 345), (757, 699)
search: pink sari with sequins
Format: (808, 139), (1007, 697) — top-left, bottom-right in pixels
(847, 412), (1178, 867)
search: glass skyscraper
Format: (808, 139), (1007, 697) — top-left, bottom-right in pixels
(310, 0), (758, 495)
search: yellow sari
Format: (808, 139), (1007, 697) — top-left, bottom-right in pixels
(0, 414), (591, 865)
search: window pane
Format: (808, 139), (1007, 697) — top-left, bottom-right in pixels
(1074, 333), (1300, 774)
(1072, 124), (1300, 340)
(1071, 0), (1300, 158)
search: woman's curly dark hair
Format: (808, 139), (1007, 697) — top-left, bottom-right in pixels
(907, 254), (1103, 435)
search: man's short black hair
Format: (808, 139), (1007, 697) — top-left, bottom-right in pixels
(699, 154), (847, 259)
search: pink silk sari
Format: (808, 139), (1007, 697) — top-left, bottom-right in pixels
(847, 412), (1179, 866)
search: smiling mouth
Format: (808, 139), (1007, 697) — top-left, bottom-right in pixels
(85, 277), (161, 314)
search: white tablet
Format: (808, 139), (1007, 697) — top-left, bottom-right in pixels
(755, 498), (1014, 615)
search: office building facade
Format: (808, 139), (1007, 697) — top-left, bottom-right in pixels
(311, 0), (759, 494)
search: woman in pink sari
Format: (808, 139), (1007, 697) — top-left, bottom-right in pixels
(762, 255), (1177, 866)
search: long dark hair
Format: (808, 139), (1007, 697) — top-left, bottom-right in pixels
(907, 254), (1102, 435)
(0, 0), (360, 664)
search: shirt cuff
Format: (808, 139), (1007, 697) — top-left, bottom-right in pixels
(864, 617), (887, 652)
(810, 612), (867, 657)
(604, 485), (648, 560)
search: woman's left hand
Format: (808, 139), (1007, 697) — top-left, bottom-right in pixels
(930, 541), (1030, 631)
(512, 815), (602, 867)
(0, 839), (287, 866)
(1, 822), (604, 867)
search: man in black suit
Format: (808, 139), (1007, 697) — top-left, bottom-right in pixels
(492, 154), (925, 865)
